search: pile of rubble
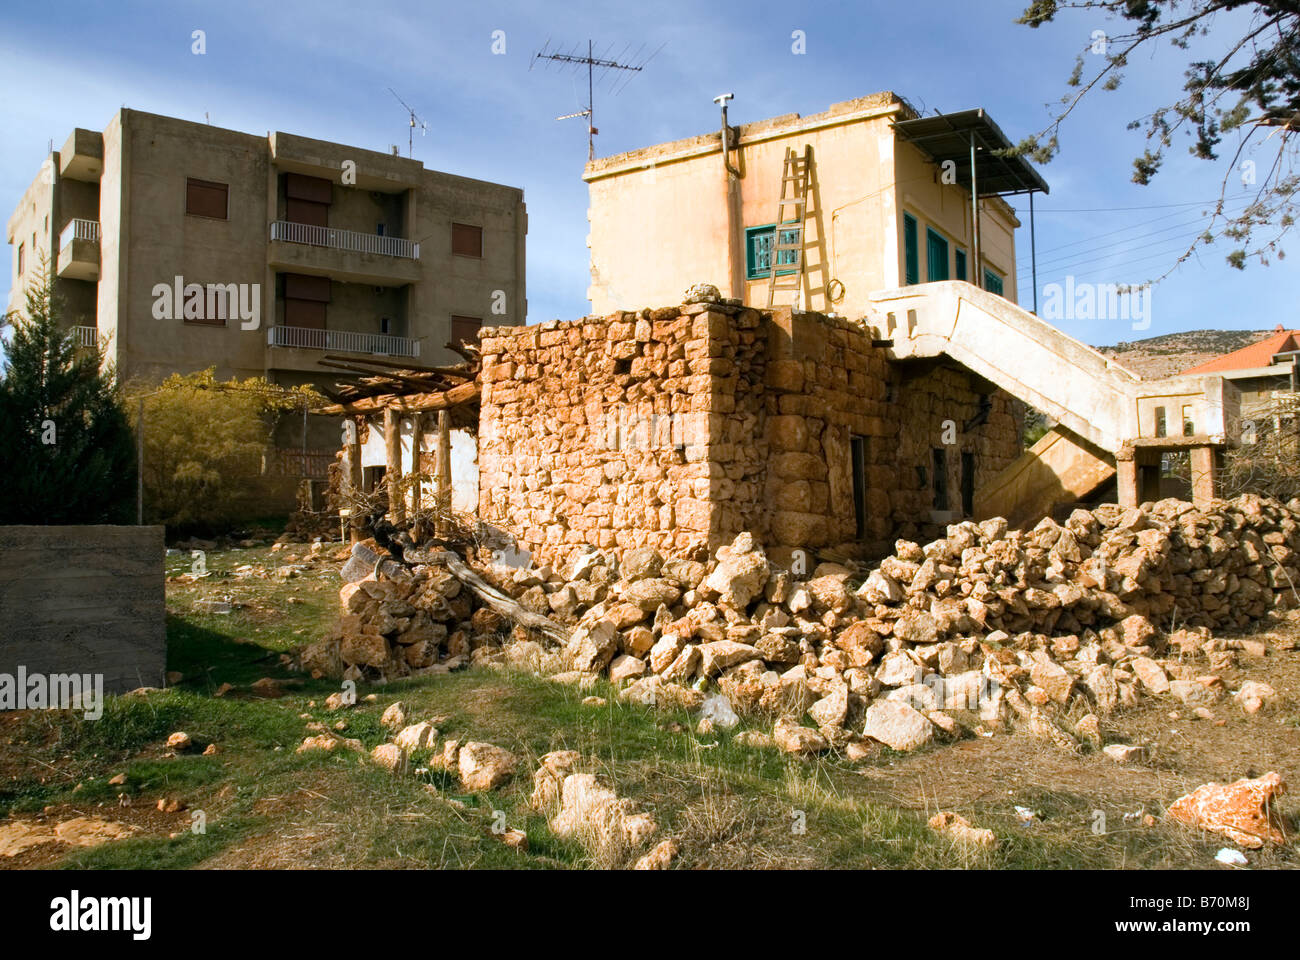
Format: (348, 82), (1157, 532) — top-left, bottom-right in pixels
(301, 558), (519, 681)
(309, 494), (1298, 752)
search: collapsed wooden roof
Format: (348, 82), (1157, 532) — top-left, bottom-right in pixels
(312, 344), (481, 431)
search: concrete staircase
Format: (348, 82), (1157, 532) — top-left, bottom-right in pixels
(866, 281), (1238, 524)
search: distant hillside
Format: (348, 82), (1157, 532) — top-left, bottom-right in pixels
(1092, 329), (1274, 379)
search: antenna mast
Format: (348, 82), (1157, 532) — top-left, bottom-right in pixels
(532, 39), (661, 161)
(388, 88), (428, 159)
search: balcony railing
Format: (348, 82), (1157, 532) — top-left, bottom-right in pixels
(267, 324), (420, 358)
(59, 219), (100, 249)
(71, 325), (98, 347)
(269, 220), (419, 259)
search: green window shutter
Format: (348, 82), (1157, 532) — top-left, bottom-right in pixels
(926, 228), (949, 282)
(955, 249), (967, 281)
(983, 268), (1003, 296)
(903, 214), (918, 285)
(746, 224), (800, 280)
(746, 226), (772, 280)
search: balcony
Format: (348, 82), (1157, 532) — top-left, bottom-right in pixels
(267, 324), (420, 359)
(57, 219), (100, 282)
(268, 220), (421, 285)
(269, 220), (419, 259)
(59, 128), (104, 182)
(71, 325), (98, 348)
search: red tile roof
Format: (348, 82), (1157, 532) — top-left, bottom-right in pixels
(1181, 326), (1300, 374)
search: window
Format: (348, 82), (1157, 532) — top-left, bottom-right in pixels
(285, 173), (331, 228)
(851, 436), (868, 540)
(451, 315), (482, 346)
(955, 249), (967, 281)
(282, 273), (330, 330)
(181, 286), (226, 326)
(1155, 405), (1167, 438)
(932, 448), (949, 511)
(983, 268), (1003, 296)
(16, 242), (23, 276)
(745, 224), (800, 280)
(186, 178), (229, 219)
(961, 451), (975, 516)
(926, 228), (949, 282)
(1182, 405), (1195, 436)
(452, 222), (482, 258)
(903, 213), (919, 285)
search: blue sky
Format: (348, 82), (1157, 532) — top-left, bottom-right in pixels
(2, 0), (1294, 347)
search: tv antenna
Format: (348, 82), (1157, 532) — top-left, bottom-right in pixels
(388, 88), (428, 159)
(532, 38), (664, 161)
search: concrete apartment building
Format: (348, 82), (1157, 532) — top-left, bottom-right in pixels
(583, 91), (1030, 318)
(6, 109), (527, 450)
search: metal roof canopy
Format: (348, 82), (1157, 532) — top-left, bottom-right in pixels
(893, 109), (1050, 197)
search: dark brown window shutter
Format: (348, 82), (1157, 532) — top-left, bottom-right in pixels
(284, 299), (327, 329)
(186, 178), (228, 219)
(451, 222), (482, 258)
(285, 173), (333, 204)
(283, 273), (331, 302)
(451, 315), (482, 345)
(285, 197), (329, 228)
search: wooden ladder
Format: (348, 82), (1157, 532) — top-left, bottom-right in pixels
(766, 145), (812, 308)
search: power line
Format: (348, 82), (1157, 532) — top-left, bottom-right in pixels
(1016, 196), (1252, 263)
(1025, 196), (1250, 213)
(1020, 219), (1228, 276)
(1024, 234), (1219, 283)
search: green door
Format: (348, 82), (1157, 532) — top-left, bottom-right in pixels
(926, 228), (949, 282)
(903, 214), (919, 285)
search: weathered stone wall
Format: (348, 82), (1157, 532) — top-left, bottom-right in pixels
(893, 366), (1024, 533)
(0, 526), (166, 695)
(758, 309), (1024, 560)
(478, 304), (755, 565)
(478, 303), (1025, 567)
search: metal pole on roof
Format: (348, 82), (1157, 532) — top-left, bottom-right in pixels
(970, 133), (981, 288)
(1030, 189), (1038, 313)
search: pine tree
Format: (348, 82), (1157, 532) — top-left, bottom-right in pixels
(0, 258), (137, 524)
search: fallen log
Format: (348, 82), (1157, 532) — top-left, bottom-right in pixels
(342, 542), (570, 647)
(436, 552), (571, 647)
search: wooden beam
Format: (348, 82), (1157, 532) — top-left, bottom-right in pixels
(345, 416), (363, 544)
(384, 406), (404, 525)
(316, 358), (461, 391)
(321, 354), (476, 379)
(314, 381), (480, 416)
(411, 412), (425, 515)
(444, 340), (478, 364)
(436, 409), (451, 536)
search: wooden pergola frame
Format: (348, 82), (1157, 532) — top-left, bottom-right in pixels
(312, 348), (481, 539)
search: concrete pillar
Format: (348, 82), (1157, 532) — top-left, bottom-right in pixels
(1116, 453), (1138, 509)
(1190, 445), (1218, 506)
